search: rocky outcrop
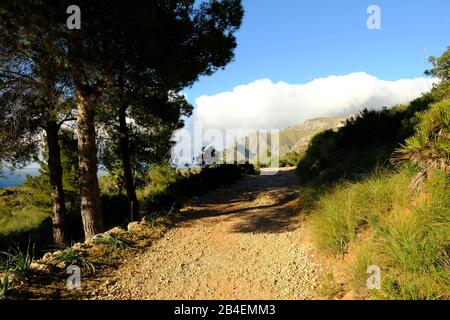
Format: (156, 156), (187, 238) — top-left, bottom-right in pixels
(218, 116), (349, 163)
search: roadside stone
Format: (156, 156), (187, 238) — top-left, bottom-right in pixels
(41, 252), (53, 262)
(56, 261), (71, 269)
(73, 242), (91, 251)
(127, 221), (142, 233)
(104, 227), (127, 237)
(51, 250), (63, 258)
(86, 234), (104, 245)
(30, 262), (53, 272)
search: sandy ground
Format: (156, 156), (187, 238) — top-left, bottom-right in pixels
(97, 168), (320, 300)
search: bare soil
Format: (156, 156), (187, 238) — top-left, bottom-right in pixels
(96, 168), (321, 300)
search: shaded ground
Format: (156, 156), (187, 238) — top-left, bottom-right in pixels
(95, 168), (321, 300)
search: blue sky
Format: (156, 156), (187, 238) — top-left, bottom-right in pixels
(185, 0), (450, 105)
(4, 0), (450, 173)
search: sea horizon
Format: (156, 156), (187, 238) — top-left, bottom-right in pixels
(0, 168), (40, 188)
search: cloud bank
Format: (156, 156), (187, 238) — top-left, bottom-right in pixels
(193, 72), (436, 131)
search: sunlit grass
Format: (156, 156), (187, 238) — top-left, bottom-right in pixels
(309, 168), (450, 299)
(0, 205), (51, 236)
(0, 183), (52, 237)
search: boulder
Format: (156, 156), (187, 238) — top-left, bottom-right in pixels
(73, 242), (91, 251)
(127, 221), (142, 233)
(85, 227), (128, 245)
(30, 262), (53, 273)
(86, 233), (104, 245)
(56, 261), (71, 270)
(104, 227), (127, 237)
(41, 252), (53, 262)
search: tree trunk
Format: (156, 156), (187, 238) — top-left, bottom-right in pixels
(75, 88), (104, 240)
(45, 122), (68, 245)
(118, 105), (139, 221)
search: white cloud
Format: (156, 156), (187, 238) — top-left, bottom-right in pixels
(193, 72), (436, 131)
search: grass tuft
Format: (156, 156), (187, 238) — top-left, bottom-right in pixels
(51, 247), (95, 274)
(93, 234), (125, 250)
(309, 167), (449, 299)
(0, 241), (34, 279)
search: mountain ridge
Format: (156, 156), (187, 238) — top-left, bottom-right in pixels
(215, 115), (350, 164)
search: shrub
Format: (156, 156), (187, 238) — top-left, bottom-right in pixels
(396, 98), (450, 169)
(279, 151), (304, 167)
(0, 241), (34, 279)
(301, 58), (450, 300)
(239, 163), (256, 175)
(296, 108), (413, 183)
(148, 163), (179, 190)
(93, 234), (125, 250)
(51, 247), (95, 273)
(0, 182), (64, 251)
(140, 164), (245, 216)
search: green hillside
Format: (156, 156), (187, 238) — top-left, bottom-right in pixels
(219, 116), (348, 166)
(296, 51), (450, 299)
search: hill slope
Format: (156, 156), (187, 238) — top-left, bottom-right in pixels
(217, 116), (348, 164)
(279, 117), (348, 154)
(296, 79), (450, 299)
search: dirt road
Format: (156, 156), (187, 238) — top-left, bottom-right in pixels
(98, 168), (320, 299)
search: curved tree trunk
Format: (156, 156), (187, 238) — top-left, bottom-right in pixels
(75, 88), (104, 240)
(45, 122), (68, 245)
(118, 105), (139, 221)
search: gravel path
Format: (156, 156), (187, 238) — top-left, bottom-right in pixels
(98, 168), (320, 300)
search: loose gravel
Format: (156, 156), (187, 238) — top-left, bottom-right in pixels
(95, 168), (321, 300)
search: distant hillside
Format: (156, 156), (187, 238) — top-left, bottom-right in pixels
(216, 116), (348, 163)
(278, 117), (348, 154)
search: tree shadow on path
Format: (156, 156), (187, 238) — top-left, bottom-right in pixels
(181, 168), (302, 234)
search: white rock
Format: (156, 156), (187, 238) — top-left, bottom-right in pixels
(30, 262), (52, 272)
(104, 227), (127, 237)
(127, 221), (141, 232)
(41, 252), (53, 262)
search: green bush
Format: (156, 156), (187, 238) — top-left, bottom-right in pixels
(148, 163), (179, 190)
(279, 151), (304, 167)
(303, 79), (450, 299)
(397, 98), (450, 168)
(140, 164), (245, 216)
(296, 107), (413, 183)
(51, 247), (95, 273)
(92, 234), (126, 250)
(0, 241), (34, 279)
(372, 170), (450, 299)
(296, 81), (450, 184)
(0, 162), (80, 251)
